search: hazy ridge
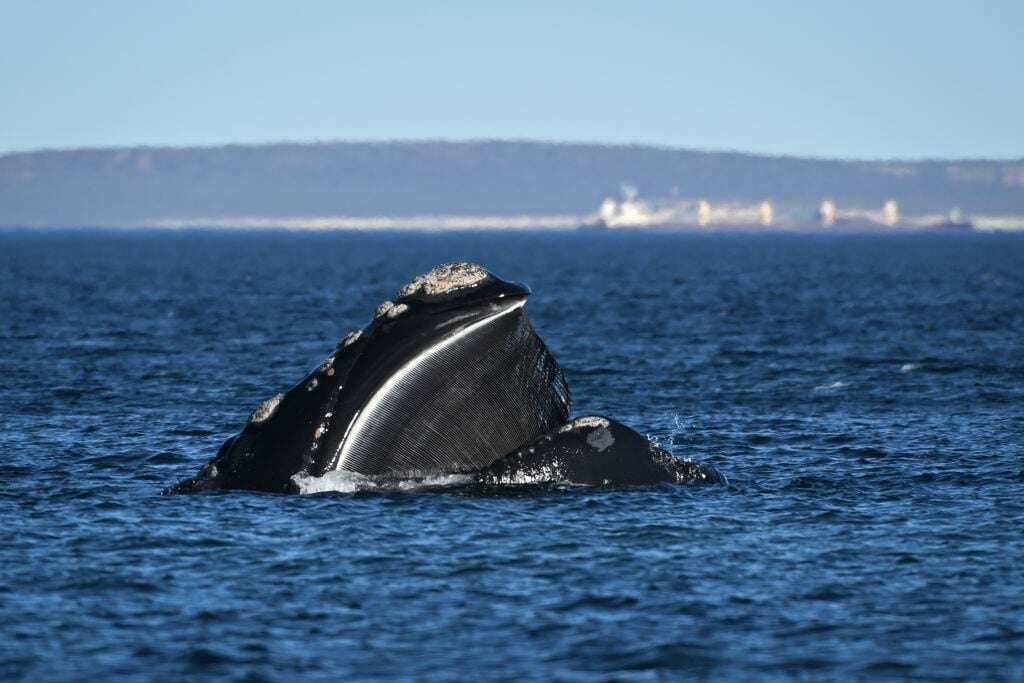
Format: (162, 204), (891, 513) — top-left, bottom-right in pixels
(2, 140), (1023, 227)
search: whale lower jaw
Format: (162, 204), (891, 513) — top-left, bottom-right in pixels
(474, 416), (726, 487)
(332, 297), (527, 473)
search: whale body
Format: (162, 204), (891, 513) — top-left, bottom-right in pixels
(475, 416), (726, 486)
(166, 262), (724, 494)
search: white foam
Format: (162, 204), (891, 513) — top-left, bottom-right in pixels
(290, 470), (475, 495)
(395, 473), (476, 491)
(291, 469), (371, 494)
(813, 381), (849, 391)
(489, 463), (572, 486)
(900, 363), (919, 373)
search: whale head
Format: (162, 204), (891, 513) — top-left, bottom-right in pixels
(167, 262), (570, 493)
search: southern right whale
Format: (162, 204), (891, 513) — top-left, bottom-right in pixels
(166, 262), (724, 494)
(168, 263), (570, 493)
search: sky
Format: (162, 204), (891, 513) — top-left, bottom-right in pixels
(2, 1), (1022, 159)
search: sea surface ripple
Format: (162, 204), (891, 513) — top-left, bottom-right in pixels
(1, 230), (1022, 681)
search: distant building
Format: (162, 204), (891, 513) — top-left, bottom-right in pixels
(883, 199), (899, 227)
(819, 199), (837, 228)
(698, 200), (712, 227)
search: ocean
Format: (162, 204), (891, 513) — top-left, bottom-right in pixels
(1, 229), (1022, 681)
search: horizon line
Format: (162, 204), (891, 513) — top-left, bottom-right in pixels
(3, 137), (1023, 166)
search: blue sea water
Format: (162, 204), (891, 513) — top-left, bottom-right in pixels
(1, 229), (1023, 681)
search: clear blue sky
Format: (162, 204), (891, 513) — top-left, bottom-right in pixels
(2, 1), (1021, 159)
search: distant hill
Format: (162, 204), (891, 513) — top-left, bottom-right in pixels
(1, 140), (1022, 226)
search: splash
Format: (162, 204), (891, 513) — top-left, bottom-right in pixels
(290, 469), (476, 495)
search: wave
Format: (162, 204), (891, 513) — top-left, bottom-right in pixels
(813, 380), (849, 391)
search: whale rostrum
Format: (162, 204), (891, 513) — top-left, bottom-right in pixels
(166, 262), (723, 493)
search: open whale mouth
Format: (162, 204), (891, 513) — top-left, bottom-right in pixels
(325, 271), (556, 477)
(166, 262), (571, 494)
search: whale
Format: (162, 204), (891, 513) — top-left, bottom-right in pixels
(166, 262), (724, 494)
(168, 263), (571, 493)
(474, 416), (726, 486)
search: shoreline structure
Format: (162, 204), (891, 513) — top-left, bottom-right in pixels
(144, 191), (1022, 232)
(5, 142), (1023, 231)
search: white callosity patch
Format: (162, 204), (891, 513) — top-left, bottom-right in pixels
(306, 377), (319, 392)
(249, 393), (284, 424)
(386, 303), (409, 319)
(374, 300), (396, 319)
(396, 262), (489, 300)
(574, 416), (611, 429)
(320, 354), (336, 377)
(342, 330), (362, 347)
(560, 416), (611, 432)
(585, 426), (615, 452)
